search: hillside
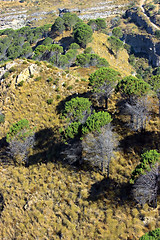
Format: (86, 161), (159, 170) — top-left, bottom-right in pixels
(0, 58), (159, 239)
(0, 4), (160, 240)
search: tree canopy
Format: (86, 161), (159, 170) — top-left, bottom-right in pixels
(73, 23), (93, 48)
(108, 36), (123, 57)
(130, 150), (160, 184)
(63, 97), (92, 123)
(140, 228), (160, 240)
(51, 17), (65, 35)
(116, 76), (151, 98)
(89, 67), (120, 108)
(82, 111), (112, 134)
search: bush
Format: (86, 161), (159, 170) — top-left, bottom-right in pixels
(47, 77), (53, 83)
(112, 27), (123, 39)
(3, 71), (9, 79)
(18, 81), (24, 87)
(35, 76), (42, 81)
(155, 30), (160, 39)
(47, 99), (53, 104)
(67, 86), (73, 90)
(6, 119), (30, 143)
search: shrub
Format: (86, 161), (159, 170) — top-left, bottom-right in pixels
(18, 80), (24, 87)
(6, 119), (34, 143)
(56, 95), (61, 100)
(47, 99), (53, 104)
(35, 76), (42, 81)
(3, 71), (9, 79)
(69, 43), (80, 49)
(47, 77), (53, 83)
(67, 86), (73, 90)
(155, 30), (160, 39)
(112, 27), (123, 39)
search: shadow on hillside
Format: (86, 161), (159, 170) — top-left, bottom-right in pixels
(88, 177), (133, 206)
(27, 127), (102, 174)
(27, 127), (61, 166)
(59, 36), (74, 50)
(0, 137), (12, 165)
(119, 131), (160, 155)
(0, 193), (4, 216)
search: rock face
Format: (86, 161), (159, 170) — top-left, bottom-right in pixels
(0, 61), (40, 94)
(0, 10), (27, 30)
(125, 34), (160, 67)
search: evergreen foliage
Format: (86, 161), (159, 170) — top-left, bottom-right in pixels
(76, 53), (109, 68)
(63, 97), (92, 123)
(73, 23), (93, 48)
(108, 36), (123, 57)
(140, 228), (160, 239)
(89, 67), (120, 108)
(82, 111), (112, 134)
(87, 18), (106, 31)
(6, 119), (32, 143)
(62, 13), (81, 30)
(116, 76), (151, 98)
(64, 121), (81, 139)
(130, 150), (160, 184)
(112, 27), (123, 39)
(51, 17), (65, 35)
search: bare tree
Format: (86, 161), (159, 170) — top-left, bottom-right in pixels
(121, 96), (151, 131)
(8, 133), (35, 165)
(132, 164), (159, 208)
(60, 139), (82, 165)
(82, 124), (117, 177)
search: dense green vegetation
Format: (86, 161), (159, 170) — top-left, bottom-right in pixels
(116, 76), (151, 98)
(63, 97), (92, 123)
(140, 228), (160, 239)
(82, 111), (112, 134)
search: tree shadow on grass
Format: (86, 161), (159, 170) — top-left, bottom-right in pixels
(88, 177), (134, 206)
(119, 131), (160, 155)
(0, 193), (4, 216)
(27, 127), (61, 166)
(0, 137), (12, 166)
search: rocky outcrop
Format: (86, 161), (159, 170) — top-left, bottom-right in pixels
(0, 61), (40, 93)
(125, 33), (160, 67)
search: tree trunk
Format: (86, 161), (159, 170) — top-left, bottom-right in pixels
(105, 97), (108, 110)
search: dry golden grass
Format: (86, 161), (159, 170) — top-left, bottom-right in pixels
(88, 32), (134, 77)
(0, 46), (159, 239)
